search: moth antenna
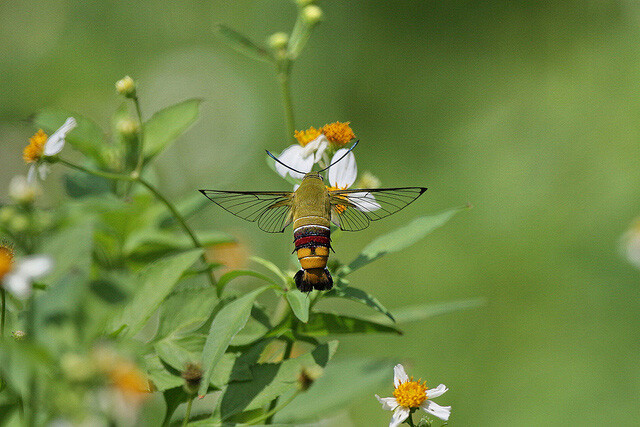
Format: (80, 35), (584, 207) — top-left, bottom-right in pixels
(266, 150), (307, 176)
(317, 140), (359, 173)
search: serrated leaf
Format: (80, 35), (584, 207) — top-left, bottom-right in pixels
(124, 229), (233, 262)
(198, 286), (269, 396)
(217, 24), (273, 63)
(301, 312), (402, 336)
(216, 269), (279, 297)
(274, 358), (394, 423)
(324, 285), (394, 322)
(339, 206), (467, 275)
(368, 298), (486, 324)
(111, 249), (203, 338)
(285, 289), (310, 323)
(143, 98), (202, 163)
(32, 109), (106, 164)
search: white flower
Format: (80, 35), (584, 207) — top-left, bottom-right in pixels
(375, 364), (451, 427)
(0, 246), (52, 299)
(25, 117), (77, 182)
(328, 148), (380, 212)
(276, 134), (329, 180)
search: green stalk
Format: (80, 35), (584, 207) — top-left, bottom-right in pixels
(57, 158), (133, 181)
(277, 68), (296, 141)
(182, 396), (194, 427)
(247, 390), (301, 425)
(406, 411), (415, 426)
(133, 95), (146, 174)
(25, 295), (37, 427)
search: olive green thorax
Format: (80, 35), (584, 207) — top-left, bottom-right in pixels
(292, 173), (331, 228)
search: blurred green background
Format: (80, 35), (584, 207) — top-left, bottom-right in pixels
(2, 0), (640, 425)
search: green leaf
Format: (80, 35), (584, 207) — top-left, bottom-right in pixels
(301, 312), (402, 336)
(63, 170), (110, 198)
(368, 298), (487, 324)
(285, 289), (310, 323)
(143, 98), (202, 163)
(216, 341), (339, 421)
(324, 285), (394, 322)
(111, 249), (203, 338)
(32, 109), (106, 163)
(339, 206), (467, 275)
(155, 286), (219, 340)
(274, 358), (394, 423)
(250, 256), (289, 286)
(124, 229), (233, 262)
(40, 220), (94, 286)
(216, 269), (279, 297)
(217, 24), (273, 63)
(143, 354), (183, 392)
(198, 286), (268, 396)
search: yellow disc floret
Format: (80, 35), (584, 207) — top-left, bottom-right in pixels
(23, 130), (48, 163)
(294, 127), (322, 146)
(322, 121), (355, 147)
(0, 245), (15, 280)
(393, 377), (427, 408)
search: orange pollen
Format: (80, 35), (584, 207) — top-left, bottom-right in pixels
(294, 127), (322, 147)
(321, 121), (355, 147)
(327, 185), (348, 213)
(0, 246), (14, 280)
(393, 377), (428, 408)
(23, 130), (48, 163)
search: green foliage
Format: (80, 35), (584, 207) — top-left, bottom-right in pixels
(216, 24), (273, 63)
(142, 98), (202, 164)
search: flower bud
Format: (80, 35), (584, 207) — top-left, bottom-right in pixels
(9, 215), (29, 233)
(298, 365), (323, 391)
(116, 118), (140, 138)
(115, 76), (136, 98)
(303, 5), (323, 25)
(0, 206), (16, 225)
(268, 32), (289, 50)
(182, 363), (203, 395)
(8, 175), (40, 204)
(12, 330), (25, 340)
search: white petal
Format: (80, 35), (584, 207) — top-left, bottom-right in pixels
(421, 400), (451, 421)
(425, 384), (448, 399)
(389, 406), (410, 427)
(16, 256), (53, 279)
(27, 165), (37, 183)
(37, 164), (50, 181)
(328, 149), (357, 188)
(313, 137), (329, 163)
(393, 364), (409, 388)
(275, 145), (313, 180)
(349, 192), (381, 212)
(44, 117), (76, 156)
(375, 395), (398, 411)
(3, 273), (32, 299)
(293, 184), (300, 191)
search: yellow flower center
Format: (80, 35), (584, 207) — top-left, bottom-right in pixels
(0, 245), (15, 280)
(23, 130), (48, 163)
(327, 185), (348, 213)
(393, 378), (427, 408)
(294, 127), (322, 146)
(322, 121), (355, 147)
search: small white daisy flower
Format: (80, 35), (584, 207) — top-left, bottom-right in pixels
(23, 117), (77, 182)
(0, 245), (52, 299)
(375, 364), (451, 427)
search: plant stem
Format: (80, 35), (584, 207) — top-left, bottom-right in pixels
(133, 95), (146, 174)
(25, 295), (37, 427)
(57, 159), (216, 286)
(182, 395), (194, 427)
(247, 390), (301, 425)
(1, 288), (5, 336)
(406, 411), (415, 426)
(57, 158), (133, 181)
(135, 177), (216, 286)
(277, 69), (296, 141)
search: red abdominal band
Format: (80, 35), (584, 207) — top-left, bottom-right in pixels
(295, 235), (330, 248)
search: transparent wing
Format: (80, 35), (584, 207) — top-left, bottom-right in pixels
(199, 190), (294, 233)
(329, 187), (427, 231)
